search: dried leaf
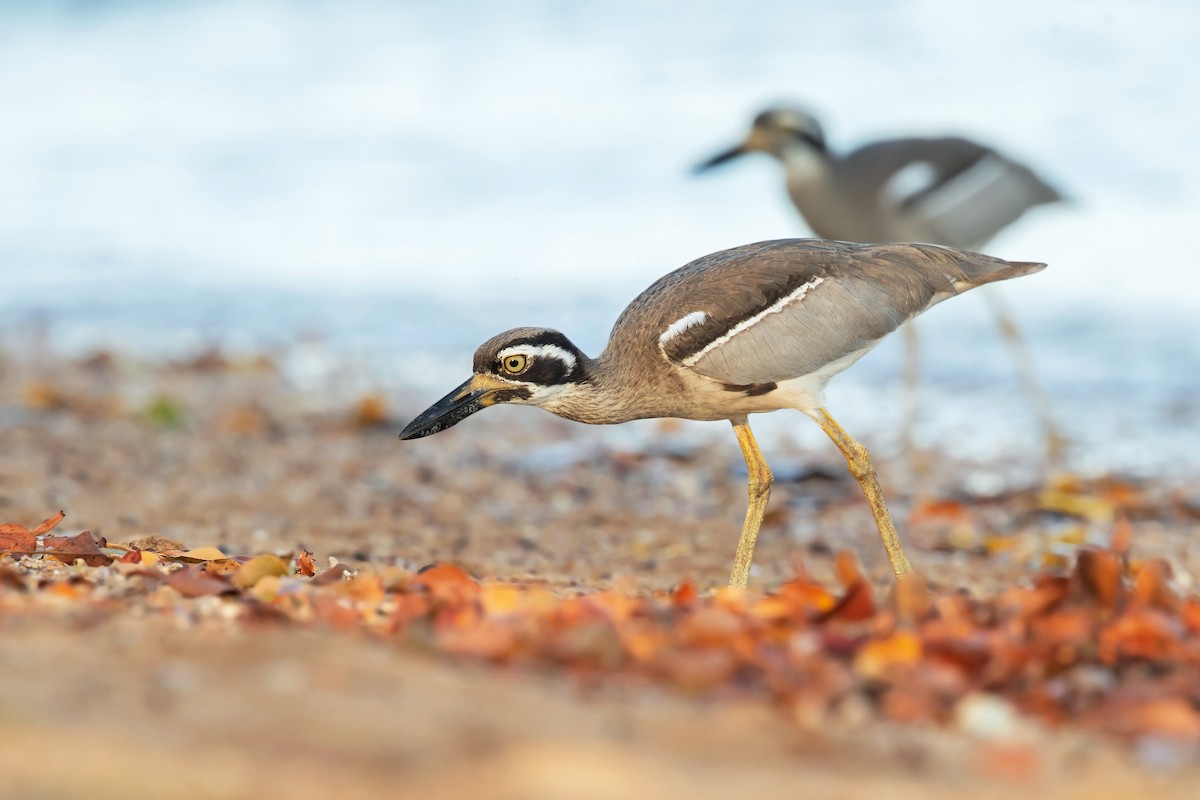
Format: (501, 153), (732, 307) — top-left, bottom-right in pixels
(436, 619), (519, 660)
(776, 577), (837, 615)
(0, 525), (37, 555)
(834, 551), (861, 589)
(313, 563), (352, 585)
(909, 498), (973, 525)
(0, 565), (27, 591)
(1131, 560), (1178, 611)
(352, 394), (390, 428)
(1099, 608), (1179, 663)
(670, 580), (697, 607)
(854, 631), (922, 680)
(31, 511), (67, 536)
(411, 563), (480, 603)
(1110, 515), (1132, 558)
(232, 555), (290, 590)
(480, 583), (523, 616)
(295, 549), (316, 577)
(165, 564), (236, 598)
(892, 573), (931, 625)
(819, 580), (874, 624)
(1038, 488), (1114, 522)
(1117, 699), (1200, 739)
(43, 531), (112, 567)
(1075, 548), (1123, 609)
(162, 546), (231, 562)
(1182, 599), (1200, 634)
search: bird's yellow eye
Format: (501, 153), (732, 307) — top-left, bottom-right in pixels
(501, 354), (528, 374)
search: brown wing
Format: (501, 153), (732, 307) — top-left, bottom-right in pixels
(612, 239), (1043, 385)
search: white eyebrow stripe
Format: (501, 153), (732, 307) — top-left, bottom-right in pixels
(682, 276), (825, 367)
(498, 344), (577, 373)
(659, 310), (709, 345)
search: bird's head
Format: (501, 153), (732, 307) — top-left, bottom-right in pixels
(398, 327), (589, 440)
(694, 106), (827, 172)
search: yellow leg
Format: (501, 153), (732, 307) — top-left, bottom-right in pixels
(981, 287), (1067, 466)
(728, 416), (773, 589)
(807, 407), (913, 578)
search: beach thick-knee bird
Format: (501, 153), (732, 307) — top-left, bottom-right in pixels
(695, 108), (1064, 459)
(399, 239), (1045, 587)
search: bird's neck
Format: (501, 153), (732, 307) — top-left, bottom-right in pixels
(778, 141), (832, 190)
(539, 350), (668, 425)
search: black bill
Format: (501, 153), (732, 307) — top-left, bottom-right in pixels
(692, 144), (746, 174)
(398, 377), (489, 440)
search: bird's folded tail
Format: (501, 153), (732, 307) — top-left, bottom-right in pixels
(946, 252), (1047, 293)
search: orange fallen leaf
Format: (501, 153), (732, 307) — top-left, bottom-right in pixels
(352, 394), (390, 428)
(0, 565), (26, 591)
(162, 546), (230, 562)
(1098, 608), (1180, 664)
(854, 631), (922, 680)
(480, 583), (524, 616)
(411, 563), (480, 604)
(436, 619), (519, 660)
(313, 563), (352, 585)
(1117, 698), (1200, 739)
(1074, 548), (1123, 609)
(0, 525), (37, 555)
(295, 549), (316, 577)
(1181, 599), (1200, 634)
(43, 531), (111, 567)
(776, 577), (837, 615)
(834, 551), (862, 589)
(232, 555), (290, 590)
(1131, 559), (1178, 611)
(819, 580), (874, 624)
(165, 564), (236, 598)
(909, 498), (974, 525)
(1110, 515), (1132, 559)
(892, 574), (931, 624)
(31, 511), (67, 535)
(670, 580), (697, 607)
(0, 511), (66, 556)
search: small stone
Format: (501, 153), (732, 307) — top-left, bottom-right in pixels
(955, 693), (1023, 741)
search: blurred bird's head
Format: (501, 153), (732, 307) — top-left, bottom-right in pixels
(397, 327), (590, 440)
(694, 106), (828, 172)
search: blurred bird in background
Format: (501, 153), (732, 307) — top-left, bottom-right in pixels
(695, 107), (1065, 468)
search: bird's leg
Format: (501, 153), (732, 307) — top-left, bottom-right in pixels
(807, 407), (913, 578)
(728, 416), (773, 589)
(980, 288), (1067, 466)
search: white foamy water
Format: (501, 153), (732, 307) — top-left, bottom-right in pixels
(1, 1), (1198, 474)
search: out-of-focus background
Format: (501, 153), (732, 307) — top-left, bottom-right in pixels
(2, 0), (1198, 474)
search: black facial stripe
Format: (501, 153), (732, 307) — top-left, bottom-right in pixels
(799, 131), (826, 152)
(520, 356), (572, 386)
(491, 387), (533, 404)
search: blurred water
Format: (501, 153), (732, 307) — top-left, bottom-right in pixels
(1, 0), (1198, 474)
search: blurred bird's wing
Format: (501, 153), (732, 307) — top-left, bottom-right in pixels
(842, 138), (1063, 250)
